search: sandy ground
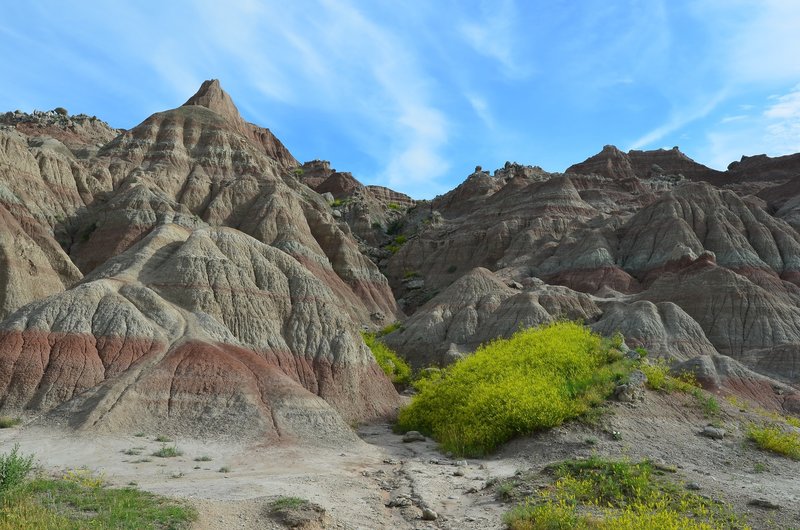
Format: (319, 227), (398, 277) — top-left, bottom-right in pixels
(2, 390), (800, 529)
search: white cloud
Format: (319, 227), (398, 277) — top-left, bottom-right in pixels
(458, 0), (531, 79)
(628, 90), (728, 150)
(703, 85), (800, 168)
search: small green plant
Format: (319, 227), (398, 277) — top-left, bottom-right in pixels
(387, 202), (402, 211)
(402, 269), (419, 279)
(753, 462), (767, 473)
(152, 445), (183, 458)
(330, 198), (345, 207)
(62, 468), (104, 489)
(698, 393), (720, 417)
(496, 480), (517, 501)
(0, 444), (34, 493)
(269, 496), (308, 511)
(641, 360), (698, 393)
(747, 423), (800, 460)
(122, 447), (144, 456)
(293, 167), (304, 177)
(386, 219), (404, 235)
(133, 432), (146, 437)
(218, 466), (231, 473)
(377, 322), (403, 336)
(362, 332), (411, 386)
(154, 435), (173, 443)
(194, 455), (212, 462)
(0, 417), (21, 429)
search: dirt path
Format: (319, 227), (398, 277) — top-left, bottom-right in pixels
(2, 389), (800, 529)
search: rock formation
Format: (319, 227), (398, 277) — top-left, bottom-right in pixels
(3, 80), (800, 437)
(0, 80), (401, 444)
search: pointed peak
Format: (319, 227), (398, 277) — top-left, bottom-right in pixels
(182, 79), (243, 124)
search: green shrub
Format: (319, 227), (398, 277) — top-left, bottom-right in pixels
(362, 332), (411, 386)
(387, 202), (402, 211)
(0, 417), (21, 429)
(747, 424), (800, 460)
(0, 445), (34, 493)
(396, 322), (634, 456)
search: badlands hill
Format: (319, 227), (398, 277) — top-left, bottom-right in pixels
(2, 80), (800, 446)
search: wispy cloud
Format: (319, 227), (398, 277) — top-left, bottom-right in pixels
(628, 90), (728, 150)
(704, 85), (800, 168)
(458, 0), (531, 79)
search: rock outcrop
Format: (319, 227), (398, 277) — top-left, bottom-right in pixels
(0, 224), (399, 442)
(0, 80), (403, 443)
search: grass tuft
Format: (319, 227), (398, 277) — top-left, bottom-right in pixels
(0, 417), (21, 429)
(151, 445), (183, 458)
(269, 496), (309, 511)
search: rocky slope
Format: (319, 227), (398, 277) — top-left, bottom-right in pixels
(2, 81), (800, 442)
(0, 80), (401, 444)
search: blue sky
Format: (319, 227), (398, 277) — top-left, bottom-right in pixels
(1, 1), (799, 198)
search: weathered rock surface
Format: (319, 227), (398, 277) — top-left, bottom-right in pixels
(383, 267), (600, 367)
(4, 80), (800, 440)
(0, 224), (399, 442)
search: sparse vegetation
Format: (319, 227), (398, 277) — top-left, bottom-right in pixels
(402, 269), (419, 279)
(0, 467), (196, 529)
(641, 360), (698, 393)
(218, 466), (231, 473)
(396, 322), (636, 456)
(0, 444), (34, 493)
(269, 496), (309, 511)
(151, 445), (183, 458)
(377, 322), (403, 336)
(504, 457), (747, 529)
(698, 393), (720, 417)
(386, 219), (403, 235)
(54, 107), (68, 116)
(747, 423), (800, 460)
(385, 234), (408, 255)
(330, 198), (346, 207)
(194, 455), (212, 462)
(293, 167), (304, 177)
(154, 435), (173, 443)
(387, 202), (402, 211)
(362, 332), (411, 386)
(0, 417), (21, 429)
